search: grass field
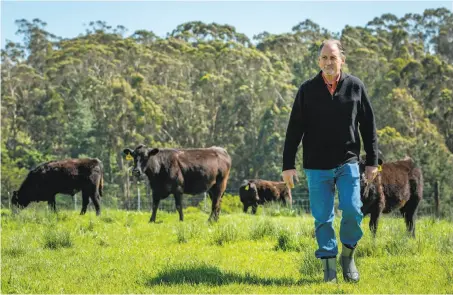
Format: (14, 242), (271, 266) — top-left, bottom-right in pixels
(2, 204), (453, 294)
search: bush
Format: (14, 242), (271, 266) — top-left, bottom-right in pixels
(298, 250), (320, 277)
(174, 222), (202, 243)
(249, 218), (280, 240)
(219, 194), (243, 214)
(43, 228), (73, 249)
(211, 222), (239, 245)
(184, 206), (200, 214)
(101, 215), (115, 223)
(262, 202), (297, 217)
(2, 237), (28, 258)
(274, 228), (301, 252)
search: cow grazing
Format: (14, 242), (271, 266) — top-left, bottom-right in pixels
(123, 145), (231, 222)
(359, 157), (423, 237)
(12, 158), (104, 216)
(239, 179), (292, 214)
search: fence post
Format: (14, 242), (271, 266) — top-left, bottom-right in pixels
(126, 166), (132, 210)
(434, 181), (439, 218)
(146, 180), (151, 211)
(137, 181), (141, 211)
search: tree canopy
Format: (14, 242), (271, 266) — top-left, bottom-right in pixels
(2, 10), (453, 215)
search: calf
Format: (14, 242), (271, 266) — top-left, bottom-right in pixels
(123, 145), (231, 222)
(12, 158), (104, 215)
(359, 157), (423, 237)
(239, 179), (292, 214)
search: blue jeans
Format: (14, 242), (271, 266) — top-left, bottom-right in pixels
(304, 162), (363, 258)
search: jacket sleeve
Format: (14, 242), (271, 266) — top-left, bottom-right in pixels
(282, 86), (305, 171)
(358, 84), (378, 167)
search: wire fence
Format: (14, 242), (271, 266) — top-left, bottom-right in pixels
(2, 186), (443, 218)
(118, 193), (312, 213)
(41, 188), (312, 214)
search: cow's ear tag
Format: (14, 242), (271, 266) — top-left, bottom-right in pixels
(378, 165), (382, 172)
(125, 154), (133, 161)
(244, 185), (249, 191)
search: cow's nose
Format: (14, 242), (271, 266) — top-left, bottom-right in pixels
(132, 169), (141, 177)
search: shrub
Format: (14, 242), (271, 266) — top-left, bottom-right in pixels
(43, 228), (73, 249)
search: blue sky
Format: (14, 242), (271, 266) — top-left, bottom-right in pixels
(1, 1), (452, 46)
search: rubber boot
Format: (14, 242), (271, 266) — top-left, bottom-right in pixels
(340, 244), (359, 282)
(321, 257), (337, 283)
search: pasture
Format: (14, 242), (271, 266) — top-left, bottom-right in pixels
(1, 204), (453, 294)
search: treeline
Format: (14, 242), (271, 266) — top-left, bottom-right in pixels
(1, 8), (453, 215)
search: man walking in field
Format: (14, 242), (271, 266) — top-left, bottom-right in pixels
(281, 39), (378, 283)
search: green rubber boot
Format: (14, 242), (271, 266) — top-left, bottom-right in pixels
(321, 257), (337, 283)
(340, 245), (359, 282)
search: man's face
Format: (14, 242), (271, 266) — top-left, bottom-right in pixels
(318, 43), (344, 76)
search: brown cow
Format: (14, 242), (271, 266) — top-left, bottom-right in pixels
(239, 179), (292, 214)
(359, 157), (423, 237)
(123, 145), (231, 222)
(12, 158), (104, 215)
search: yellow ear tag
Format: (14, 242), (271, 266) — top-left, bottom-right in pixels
(126, 154), (133, 161)
(378, 165), (382, 172)
(244, 185), (249, 191)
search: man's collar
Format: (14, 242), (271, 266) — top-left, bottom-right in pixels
(317, 70), (348, 83)
(322, 72), (340, 84)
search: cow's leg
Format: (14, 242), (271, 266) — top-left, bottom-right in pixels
(208, 190), (217, 222)
(208, 188), (223, 222)
(80, 190), (90, 215)
(402, 179), (422, 238)
(89, 188), (101, 216)
(243, 204), (249, 213)
(401, 201), (419, 238)
(251, 205), (258, 215)
(208, 171), (230, 222)
(48, 195), (57, 213)
(174, 193), (184, 222)
(403, 209), (416, 238)
(369, 207), (380, 237)
(150, 194), (164, 223)
(368, 197), (384, 237)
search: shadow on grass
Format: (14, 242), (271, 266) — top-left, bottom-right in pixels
(146, 264), (318, 286)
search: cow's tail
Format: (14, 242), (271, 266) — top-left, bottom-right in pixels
(99, 172), (104, 197)
(97, 158), (104, 197)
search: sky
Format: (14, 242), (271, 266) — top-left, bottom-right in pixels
(1, 1), (452, 47)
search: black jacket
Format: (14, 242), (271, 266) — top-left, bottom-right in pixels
(282, 71), (378, 170)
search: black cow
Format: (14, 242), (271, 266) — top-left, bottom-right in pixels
(12, 158), (104, 215)
(239, 179), (292, 214)
(359, 157), (423, 237)
(123, 145), (231, 222)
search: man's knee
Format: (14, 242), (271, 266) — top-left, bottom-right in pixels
(312, 209), (335, 223)
(340, 202), (362, 218)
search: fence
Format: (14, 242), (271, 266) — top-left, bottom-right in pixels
(35, 188), (311, 214)
(2, 185), (444, 218)
(118, 192), (312, 213)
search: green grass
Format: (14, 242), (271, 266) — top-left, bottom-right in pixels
(2, 205), (453, 294)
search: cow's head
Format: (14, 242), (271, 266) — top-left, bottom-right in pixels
(123, 145), (159, 177)
(11, 190), (30, 208)
(240, 181), (260, 204)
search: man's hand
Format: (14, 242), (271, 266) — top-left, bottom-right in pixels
(365, 166), (378, 183)
(282, 169), (299, 189)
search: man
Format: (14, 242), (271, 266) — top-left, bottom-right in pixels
(281, 39), (378, 283)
